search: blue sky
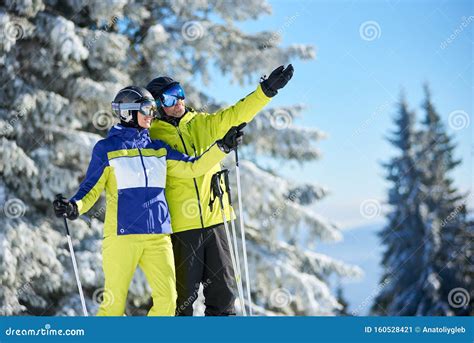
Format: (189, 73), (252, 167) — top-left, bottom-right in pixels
(198, 0), (473, 229)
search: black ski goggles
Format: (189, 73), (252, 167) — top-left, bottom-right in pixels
(157, 83), (186, 107)
(112, 100), (158, 117)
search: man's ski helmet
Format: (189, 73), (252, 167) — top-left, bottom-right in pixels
(111, 86), (157, 128)
(146, 76), (179, 101)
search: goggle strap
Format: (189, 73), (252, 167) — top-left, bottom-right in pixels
(112, 103), (141, 111)
(112, 102), (156, 111)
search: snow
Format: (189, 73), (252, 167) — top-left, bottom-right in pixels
(49, 16), (89, 62)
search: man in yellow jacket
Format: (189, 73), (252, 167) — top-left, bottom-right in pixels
(146, 65), (294, 315)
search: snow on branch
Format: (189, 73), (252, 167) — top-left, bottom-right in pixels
(245, 105), (326, 161)
(240, 160), (341, 245)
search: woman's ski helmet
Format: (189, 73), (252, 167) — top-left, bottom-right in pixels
(111, 86), (157, 128)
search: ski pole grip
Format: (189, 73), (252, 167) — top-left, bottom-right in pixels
(55, 193), (64, 201)
(223, 169), (231, 192)
(234, 148), (239, 167)
(211, 172), (224, 197)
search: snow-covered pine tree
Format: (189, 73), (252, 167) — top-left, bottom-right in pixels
(1, 0), (360, 316)
(373, 90), (472, 315)
(418, 86), (473, 315)
(334, 283), (350, 316)
(372, 95), (444, 315)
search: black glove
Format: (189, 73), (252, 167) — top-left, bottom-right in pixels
(53, 195), (79, 220)
(260, 64), (294, 97)
(217, 123), (246, 153)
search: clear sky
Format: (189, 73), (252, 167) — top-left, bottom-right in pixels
(197, 0), (473, 229)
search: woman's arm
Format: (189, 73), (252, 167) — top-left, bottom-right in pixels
(165, 143), (226, 178)
(70, 141), (110, 215)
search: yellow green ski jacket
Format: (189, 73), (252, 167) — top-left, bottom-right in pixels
(149, 84), (271, 233)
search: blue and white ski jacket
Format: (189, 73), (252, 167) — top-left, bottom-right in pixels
(70, 124), (225, 237)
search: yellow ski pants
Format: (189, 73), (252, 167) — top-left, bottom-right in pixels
(97, 234), (176, 316)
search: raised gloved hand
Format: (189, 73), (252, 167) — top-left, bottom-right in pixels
(53, 195), (79, 220)
(260, 64), (294, 97)
(217, 122), (246, 153)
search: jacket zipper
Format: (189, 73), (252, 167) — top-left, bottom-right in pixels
(138, 146), (154, 232)
(176, 126), (205, 229)
(138, 148), (148, 187)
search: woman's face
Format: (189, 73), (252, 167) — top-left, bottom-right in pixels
(162, 99), (186, 118)
(137, 111), (153, 129)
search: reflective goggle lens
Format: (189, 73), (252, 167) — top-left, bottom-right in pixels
(160, 84), (185, 107)
(112, 100), (157, 118)
(139, 100), (157, 117)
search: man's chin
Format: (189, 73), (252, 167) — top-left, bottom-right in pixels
(163, 106), (185, 118)
(174, 109), (185, 117)
(177, 105), (185, 115)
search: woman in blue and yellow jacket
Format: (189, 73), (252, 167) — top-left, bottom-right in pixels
(53, 86), (244, 316)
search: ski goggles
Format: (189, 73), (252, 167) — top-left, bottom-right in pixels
(157, 83), (186, 107)
(111, 100), (158, 117)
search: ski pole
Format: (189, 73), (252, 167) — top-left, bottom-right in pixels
(210, 174), (246, 316)
(56, 194), (88, 316)
(234, 148), (252, 315)
(222, 169), (246, 316)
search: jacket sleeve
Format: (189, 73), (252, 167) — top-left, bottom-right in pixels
(196, 83), (271, 140)
(70, 142), (110, 215)
(166, 143), (226, 178)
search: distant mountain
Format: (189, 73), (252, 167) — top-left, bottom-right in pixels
(315, 222), (385, 315)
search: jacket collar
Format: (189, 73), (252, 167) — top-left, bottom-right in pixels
(154, 107), (196, 131)
(108, 124), (150, 142)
